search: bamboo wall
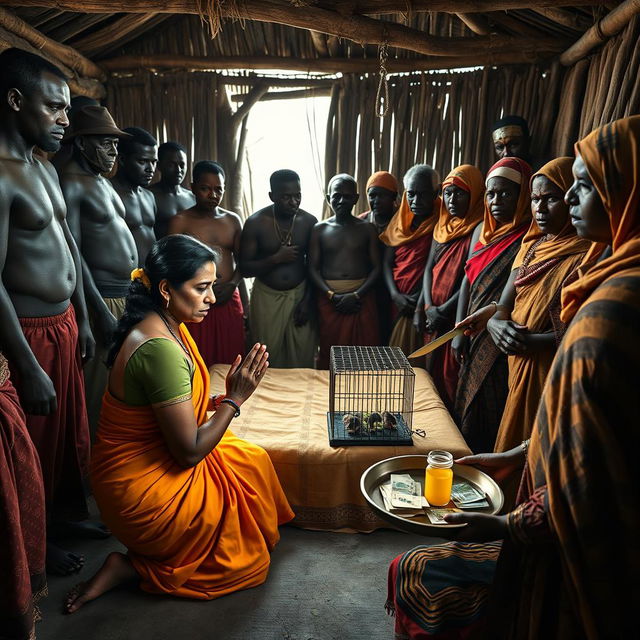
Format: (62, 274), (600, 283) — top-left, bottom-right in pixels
(325, 15), (640, 215)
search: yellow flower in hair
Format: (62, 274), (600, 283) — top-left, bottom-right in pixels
(130, 267), (151, 290)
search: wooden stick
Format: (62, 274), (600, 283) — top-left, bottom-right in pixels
(309, 30), (329, 57)
(219, 76), (335, 88)
(2, 0), (606, 14)
(560, 0), (640, 66)
(103, 51), (557, 75)
(230, 87), (333, 101)
(455, 13), (490, 35)
(0, 7), (105, 81)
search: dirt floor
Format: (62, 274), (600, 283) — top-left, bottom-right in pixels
(38, 505), (443, 640)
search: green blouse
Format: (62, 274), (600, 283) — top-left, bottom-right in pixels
(123, 338), (195, 407)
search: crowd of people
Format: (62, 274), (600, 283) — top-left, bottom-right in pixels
(0, 46), (638, 640)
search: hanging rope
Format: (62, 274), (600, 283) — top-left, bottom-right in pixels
(375, 37), (390, 118)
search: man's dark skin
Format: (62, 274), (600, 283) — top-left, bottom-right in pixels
(149, 146), (195, 239)
(310, 176), (380, 314)
(239, 179), (317, 326)
(365, 185), (397, 234)
(61, 134), (138, 347)
(168, 168), (249, 315)
(383, 169), (439, 317)
(0, 66), (99, 575)
(112, 139), (157, 265)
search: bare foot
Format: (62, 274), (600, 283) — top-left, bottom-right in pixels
(50, 520), (111, 540)
(47, 542), (84, 576)
(65, 552), (137, 614)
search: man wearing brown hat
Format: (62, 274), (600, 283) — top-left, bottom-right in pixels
(59, 105), (138, 438)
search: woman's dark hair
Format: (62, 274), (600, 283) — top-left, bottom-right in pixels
(106, 235), (218, 367)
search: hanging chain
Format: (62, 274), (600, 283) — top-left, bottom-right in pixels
(375, 36), (389, 119)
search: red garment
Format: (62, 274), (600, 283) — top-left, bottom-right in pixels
(186, 288), (245, 367)
(464, 226), (527, 287)
(317, 291), (379, 369)
(393, 234), (432, 295)
(0, 366), (46, 640)
(427, 236), (473, 409)
(9, 304), (90, 521)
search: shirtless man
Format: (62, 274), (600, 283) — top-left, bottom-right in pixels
(310, 174), (380, 368)
(169, 161), (247, 366)
(0, 49), (102, 576)
(112, 126), (158, 265)
(149, 141), (195, 239)
(60, 105), (138, 436)
(239, 169), (317, 368)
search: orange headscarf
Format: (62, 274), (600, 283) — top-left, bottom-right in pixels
(481, 157), (533, 245)
(561, 115), (640, 323)
(379, 190), (439, 247)
(366, 171), (399, 194)
(433, 164), (484, 244)
(513, 157), (592, 269)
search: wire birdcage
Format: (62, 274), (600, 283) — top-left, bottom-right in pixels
(328, 346), (415, 447)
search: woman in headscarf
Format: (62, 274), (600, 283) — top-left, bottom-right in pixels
(386, 115), (640, 640)
(418, 165), (484, 411)
(453, 157), (532, 453)
(488, 158), (592, 452)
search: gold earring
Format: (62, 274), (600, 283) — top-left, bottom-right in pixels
(165, 296), (170, 311)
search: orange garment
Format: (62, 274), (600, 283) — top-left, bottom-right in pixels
(366, 171), (399, 193)
(91, 326), (294, 600)
(481, 157), (533, 245)
(379, 191), (438, 247)
(496, 158), (591, 452)
(433, 164), (485, 244)
(561, 115), (640, 323)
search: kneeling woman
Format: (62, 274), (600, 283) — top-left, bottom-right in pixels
(66, 235), (293, 611)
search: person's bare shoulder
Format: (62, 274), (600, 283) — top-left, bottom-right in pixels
(298, 208), (319, 226)
(217, 207), (243, 228)
(147, 182), (160, 194)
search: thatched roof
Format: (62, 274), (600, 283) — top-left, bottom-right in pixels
(4, 1), (631, 85)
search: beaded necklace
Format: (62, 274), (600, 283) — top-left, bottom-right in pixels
(157, 310), (191, 361)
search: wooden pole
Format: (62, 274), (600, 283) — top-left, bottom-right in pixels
(103, 51), (557, 75)
(71, 13), (158, 55)
(219, 76), (335, 88)
(1, 0), (607, 14)
(560, 0), (640, 66)
(0, 7), (105, 80)
(230, 87), (333, 101)
(455, 13), (491, 36)
(0, 28), (105, 99)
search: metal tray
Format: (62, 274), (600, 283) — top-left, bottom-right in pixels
(360, 454), (504, 536)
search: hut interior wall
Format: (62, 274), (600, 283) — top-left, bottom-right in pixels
(105, 15), (640, 219)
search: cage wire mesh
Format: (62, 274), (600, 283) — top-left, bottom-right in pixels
(328, 346), (415, 446)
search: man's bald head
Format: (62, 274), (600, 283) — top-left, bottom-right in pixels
(327, 173), (357, 193)
(403, 164), (440, 219)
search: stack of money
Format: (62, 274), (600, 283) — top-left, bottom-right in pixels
(450, 480), (489, 509)
(379, 473), (428, 517)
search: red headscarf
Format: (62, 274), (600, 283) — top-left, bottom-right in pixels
(481, 157), (533, 245)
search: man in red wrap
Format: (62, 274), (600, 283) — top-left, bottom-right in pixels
(169, 161), (247, 366)
(310, 174), (380, 368)
(0, 49), (102, 577)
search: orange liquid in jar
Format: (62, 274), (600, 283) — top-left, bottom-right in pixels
(424, 466), (453, 506)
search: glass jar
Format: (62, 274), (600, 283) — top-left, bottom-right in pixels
(424, 450), (454, 506)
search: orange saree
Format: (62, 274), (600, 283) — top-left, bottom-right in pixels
(91, 326), (294, 600)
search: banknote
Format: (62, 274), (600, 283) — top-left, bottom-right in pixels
(426, 507), (461, 524)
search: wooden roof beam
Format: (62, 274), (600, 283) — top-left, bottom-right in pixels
(103, 51), (555, 75)
(2, 0), (607, 15)
(0, 7), (105, 80)
(71, 13), (159, 55)
(231, 87), (333, 102)
(455, 13), (491, 35)
(560, 0), (640, 65)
